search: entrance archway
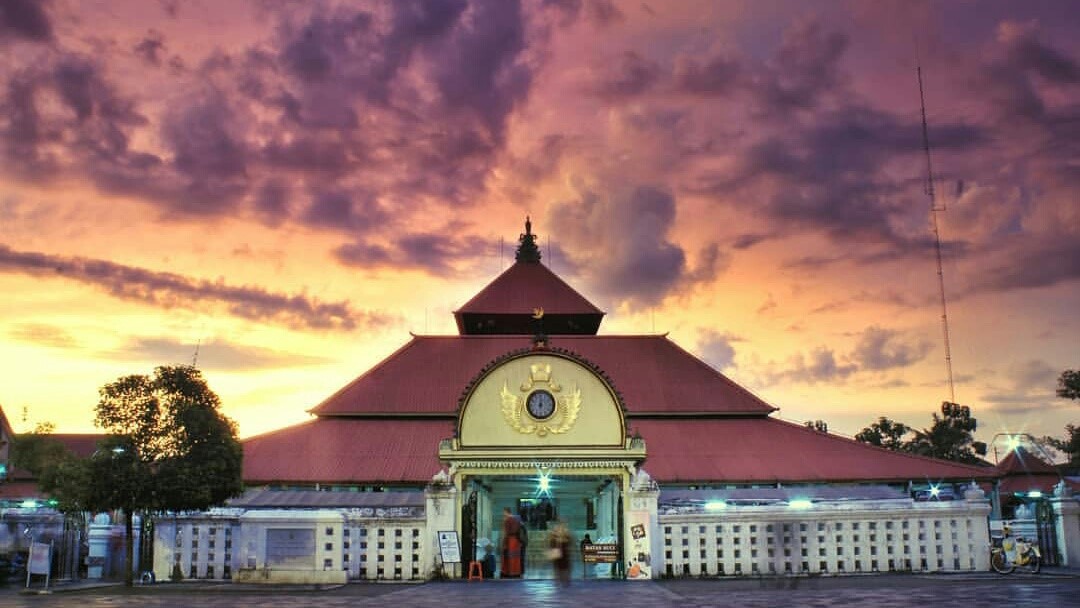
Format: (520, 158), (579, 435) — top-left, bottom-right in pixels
(459, 472), (623, 580)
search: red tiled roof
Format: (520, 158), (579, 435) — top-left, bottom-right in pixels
(455, 261), (603, 317)
(0, 481), (45, 499)
(996, 448), (1058, 475)
(7, 433), (104, 481)
(995, 447), (1069, 495)
(310, 335), (776, 416)
(634, 418), (995, 484)
(243, 419), (451, 484)
(47, 433), (103, 458)
(242, 415), (996, 485)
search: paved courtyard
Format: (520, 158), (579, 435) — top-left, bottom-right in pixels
(5, 573), (1079, 608)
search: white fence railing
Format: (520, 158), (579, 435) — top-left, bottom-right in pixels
(657, 500), (991, 577)
(153, 513), (429, 582)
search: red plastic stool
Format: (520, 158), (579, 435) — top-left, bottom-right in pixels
(467, 560), (483, 581)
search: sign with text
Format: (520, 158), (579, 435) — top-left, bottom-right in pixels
(582, 543), (619, 563)
(437, 530), (461, 564)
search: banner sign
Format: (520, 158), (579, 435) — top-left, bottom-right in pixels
(437, 530), (461, 564)
(582, 543), (619, 563)
(28, 543), (51, 575)
(626, 511), (652, 579)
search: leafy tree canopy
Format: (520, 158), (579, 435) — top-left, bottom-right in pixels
(1041, 424), (1080, 466)
(854, 417), (912, 452)
(47, 365), (243, 585)
(855, 402), (987, 465)
(10, 422), (69, 477)
(1058, 369), (1080, 401)
(907, 402), (988, 465)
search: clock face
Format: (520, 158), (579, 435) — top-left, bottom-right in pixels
(526, 389), (557, 420)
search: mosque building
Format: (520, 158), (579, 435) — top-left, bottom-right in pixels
(5, 220), (1077, 582)
(213, 219), (1006, 582)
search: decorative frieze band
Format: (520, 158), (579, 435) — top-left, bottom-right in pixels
(452, 460), (633, 470)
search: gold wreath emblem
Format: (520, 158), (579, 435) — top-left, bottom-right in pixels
(500, 366), (581, 437)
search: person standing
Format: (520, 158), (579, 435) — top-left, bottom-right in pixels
(500, 507), (524, 578)
(549, 519), (573, 586)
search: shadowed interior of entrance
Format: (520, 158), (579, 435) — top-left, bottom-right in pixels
(461, 474), (622, 580)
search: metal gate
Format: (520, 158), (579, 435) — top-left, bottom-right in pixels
(461, 491), (478, 567)
(1035, 499), (1060, 566)
(53, 515), (85, 580)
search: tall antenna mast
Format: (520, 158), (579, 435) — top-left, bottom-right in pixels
(918, 66), (955, 403)
(191, 337), (201, 368)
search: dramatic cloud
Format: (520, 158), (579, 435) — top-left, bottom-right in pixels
(334, 231), (497, 275)
(764, 326), (931, 385)
(549, 184), (722, 307)
(120, 337), (329, 371)
(696, 329), (739, 371)
(595, 51), (661, 99)
(771, 347), (857, 384)
(0, 0), (53, 42)
(850, 326), (932, 371)
(0, 0), (534, 259)
(0, 244), (396, 331)
(133, 30), (166, 66)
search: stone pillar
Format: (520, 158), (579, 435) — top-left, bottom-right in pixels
(964, 482), (992, 571)
(86, 513), (111, 580)
(425, 471), (458, 579)
(625, 468), (660, 579)
(1051, 486), (1080, 567)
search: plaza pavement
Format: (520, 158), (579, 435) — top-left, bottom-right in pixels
(5, 571), (1080, 608)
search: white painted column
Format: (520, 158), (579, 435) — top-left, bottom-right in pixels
(1051, 492), (1080, 566)
(425, 475), (458, 578)
(625, 468), (660, 579)
(86, 514), (111, 580)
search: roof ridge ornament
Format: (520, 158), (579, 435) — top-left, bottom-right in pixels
(515, 215), (542, 263)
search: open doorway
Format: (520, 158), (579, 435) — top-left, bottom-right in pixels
(460, 473), (622, 580)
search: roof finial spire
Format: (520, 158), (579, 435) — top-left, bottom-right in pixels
(515, 215), (542, 263)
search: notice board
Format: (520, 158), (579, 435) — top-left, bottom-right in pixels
(437, 530), (461, 564)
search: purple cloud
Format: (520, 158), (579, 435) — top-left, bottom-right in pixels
(0, 0), (52, 42)
(549, 184), (722, 308)
(334, 231), (497, 275)
(0, 244), (396, 332)
(850, 326), (932, 371)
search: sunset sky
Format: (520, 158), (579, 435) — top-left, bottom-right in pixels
(1, 0), (1077, 458)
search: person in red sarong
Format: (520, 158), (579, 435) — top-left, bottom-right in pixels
(500, 507), (525, 578)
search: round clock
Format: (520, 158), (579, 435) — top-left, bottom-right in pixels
(526, 389), (557, 420)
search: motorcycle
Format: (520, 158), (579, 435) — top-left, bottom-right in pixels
(990, 523), (1041, 574)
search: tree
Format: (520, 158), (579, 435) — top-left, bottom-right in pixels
(49, 365), (243, 586)
(907, 402), (988, 465)
(10, 422), (69, 476)
(1058, 369), (1080, 400)
(1042, 424), (1080, 466)
(855, 417), (912, 451)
